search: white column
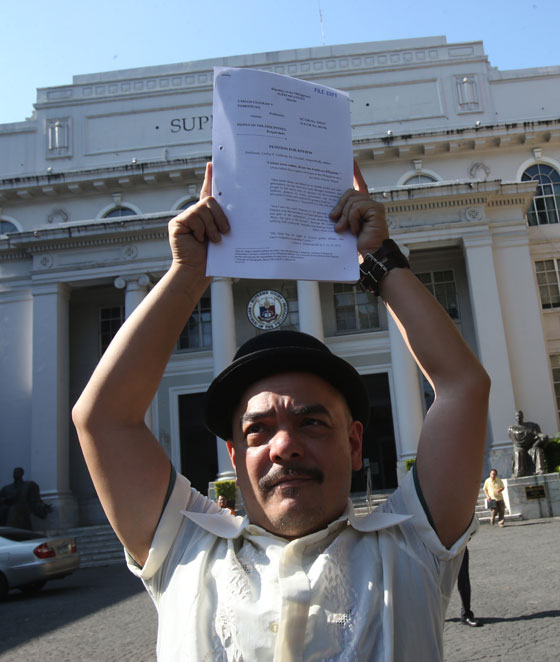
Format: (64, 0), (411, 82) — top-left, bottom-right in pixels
(31, 282), (78, 528)
(387, 314), (424, 469)
(492, 233), (557, 433)
(114, 273), (150, 319)
(463, 234), (517, 450)
(210, 277), (237, 476)
(114, 274), (153, 429)
(296, 280), (324, 340)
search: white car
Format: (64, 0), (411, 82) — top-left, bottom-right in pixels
(0, 526), (80, 598)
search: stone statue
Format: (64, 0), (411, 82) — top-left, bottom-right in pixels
(0, 467), (52, 529)
(508, 411), (549, 477)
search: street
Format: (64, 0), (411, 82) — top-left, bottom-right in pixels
(1, 517), (558, 661)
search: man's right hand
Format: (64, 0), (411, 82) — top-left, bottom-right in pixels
(168, 162), (230, 274)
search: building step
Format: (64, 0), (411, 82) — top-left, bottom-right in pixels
(66, 524), (124, 568)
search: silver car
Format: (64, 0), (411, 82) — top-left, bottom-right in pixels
(0, 526), (80, 598)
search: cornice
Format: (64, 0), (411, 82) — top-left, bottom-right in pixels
(1, 119), (557, 203)
(0, 212), (172, 260)
(372, 179), (537, 210)
(35, 38), (484, 109)
(354, 118), (560, 162)
(373, 179), (537, 236)
(0, 157), (208, 202)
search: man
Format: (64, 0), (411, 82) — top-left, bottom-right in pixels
(0, 467), (52, 529)
(483, 468), (505, 526)
(73, 162), (490, 660)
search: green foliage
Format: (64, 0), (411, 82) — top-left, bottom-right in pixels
(214, 479), (236, 504)
(545, 434), (560, 473)
(405, 458), (416, 472)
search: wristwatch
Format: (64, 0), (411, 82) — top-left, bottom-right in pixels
(359, 239), (410, 295)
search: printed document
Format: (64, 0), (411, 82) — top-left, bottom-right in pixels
(208, 66), (357, 282)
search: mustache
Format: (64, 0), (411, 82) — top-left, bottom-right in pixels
(258, 466), (324, 493)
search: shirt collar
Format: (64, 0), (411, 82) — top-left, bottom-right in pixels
(181, 498), (412, 540)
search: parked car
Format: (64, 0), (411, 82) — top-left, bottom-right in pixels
(0, 526), (80, 599)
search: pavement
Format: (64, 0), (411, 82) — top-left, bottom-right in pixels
(0, 517), (558, 661)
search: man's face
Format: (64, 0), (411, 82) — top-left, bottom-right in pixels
(515, 411), (523, 424)
(217, 495), (227, 508)
(490, 470), (497, 480)
(227, 372), (363, 539)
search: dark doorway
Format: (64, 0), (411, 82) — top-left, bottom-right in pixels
(178, 393), (218, 495)
(351, 372), (397, 492)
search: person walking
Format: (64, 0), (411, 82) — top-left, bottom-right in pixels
(483, 468), (505, 526)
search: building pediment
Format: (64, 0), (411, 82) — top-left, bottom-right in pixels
(373, 179), (537, 234)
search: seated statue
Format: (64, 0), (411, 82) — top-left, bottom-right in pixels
(508, 410), (549, 477)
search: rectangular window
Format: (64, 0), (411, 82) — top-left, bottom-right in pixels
(550, 355), (560, 419)
(281, 283), (299, 330)
(417, 270), (460, 319)
(535, 259), (560, 309)
(99, 306), (124, 355)
(333, 283), (380, 333)
(177, 294), (212, 350)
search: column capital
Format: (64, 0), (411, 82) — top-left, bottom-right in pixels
(462, 231), (493, 250)
(114, 273), (151, 290)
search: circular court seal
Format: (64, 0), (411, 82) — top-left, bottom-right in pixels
(247, 290), (288, 330)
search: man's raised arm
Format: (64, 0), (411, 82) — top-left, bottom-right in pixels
(72, 164), (229, 566)
(331, 163), (490, 548)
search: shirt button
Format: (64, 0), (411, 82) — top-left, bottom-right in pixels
(269, 623), (279, 634)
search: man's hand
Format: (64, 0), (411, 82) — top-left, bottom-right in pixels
(330, 161), (389, 257)
(168, 162), (230, 273)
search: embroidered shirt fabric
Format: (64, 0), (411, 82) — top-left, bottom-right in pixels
(127, 469), (476, 661)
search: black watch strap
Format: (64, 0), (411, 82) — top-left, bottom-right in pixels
(359, 239), (410, 295)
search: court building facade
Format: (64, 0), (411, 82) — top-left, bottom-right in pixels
(1, 36), (559, 528)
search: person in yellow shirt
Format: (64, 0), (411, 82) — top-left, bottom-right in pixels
(483, 469), (505, 526)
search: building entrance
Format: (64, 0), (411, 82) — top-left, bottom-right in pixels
(351, 372), (397, 492)
(178, 393), (218, 495)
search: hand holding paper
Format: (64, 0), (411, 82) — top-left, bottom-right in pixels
(330, 161), (389, 259)
(208, 66), (357, 282)
(168, 162), (230, 275)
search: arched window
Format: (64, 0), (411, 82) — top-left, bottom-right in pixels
(0, 220), (18, 235)
(178, 198), (198, 211)
(522, 164), (560, 226)
(402, 173), (437, 185)
(103, 206), (137, 219)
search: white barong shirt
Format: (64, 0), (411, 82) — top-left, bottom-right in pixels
(127, 468), (476, 661)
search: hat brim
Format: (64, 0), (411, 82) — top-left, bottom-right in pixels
(203, 345), (370, 440)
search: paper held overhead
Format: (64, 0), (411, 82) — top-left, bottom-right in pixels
(208, 66), (358, 282)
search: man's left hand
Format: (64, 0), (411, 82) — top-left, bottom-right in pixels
(330, 161), (389, 257)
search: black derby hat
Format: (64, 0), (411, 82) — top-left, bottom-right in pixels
(203, 330), (370, 440)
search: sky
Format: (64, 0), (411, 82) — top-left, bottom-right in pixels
(1, 0), (558, 125)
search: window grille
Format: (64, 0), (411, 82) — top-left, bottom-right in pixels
(535, 259), (560, 309)
(417, 270), (460, 320)
(333, 283), (380, 333)
(177, 294), (212, 350)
